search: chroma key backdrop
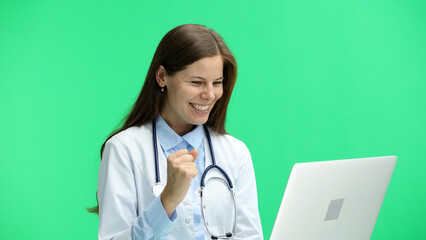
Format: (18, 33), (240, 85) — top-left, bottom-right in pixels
(0, 0), (425, 239)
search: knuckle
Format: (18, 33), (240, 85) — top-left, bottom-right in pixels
(168, 158), (176, 166)
(176, 165), (184, 172)
(184, 169), (193, 177)
(167, 155), (175, 162)
(178, 149), (188, 155)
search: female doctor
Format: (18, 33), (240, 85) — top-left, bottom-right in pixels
(93, 24), (263, 240)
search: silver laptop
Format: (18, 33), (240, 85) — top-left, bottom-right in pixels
(270, 156), (397, 240)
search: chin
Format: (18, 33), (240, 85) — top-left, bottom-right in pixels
(192, 119), (208, 126)
(189, 116), (209, 126)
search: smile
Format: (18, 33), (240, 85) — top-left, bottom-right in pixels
(190, 103), (209, 111)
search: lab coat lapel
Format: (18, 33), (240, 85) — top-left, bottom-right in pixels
(204, 133), (213, 168)
(158, 136), (168, 185)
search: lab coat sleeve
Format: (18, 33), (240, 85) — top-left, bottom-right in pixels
(233, 144), (264, 240)
(98, 138), (175, 240)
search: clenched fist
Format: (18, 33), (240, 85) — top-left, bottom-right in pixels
(161, 148), (198, 217)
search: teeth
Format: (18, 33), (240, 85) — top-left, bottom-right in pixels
(190, 103), (209, 111)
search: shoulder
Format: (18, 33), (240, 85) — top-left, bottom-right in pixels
(110, 123), (151, 142)
(211, 131), (247, 150)
(105, 123), (153, 155)
(209, 130), (251, 162)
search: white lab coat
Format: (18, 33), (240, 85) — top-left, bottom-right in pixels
(98, 123), (263, 240)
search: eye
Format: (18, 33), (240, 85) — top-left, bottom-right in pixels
(213, 81), (223, 85)
(191, 81), (202, 85)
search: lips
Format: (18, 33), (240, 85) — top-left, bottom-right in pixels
(189, 103), (209, 112)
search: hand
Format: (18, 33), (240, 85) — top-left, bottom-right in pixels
(161, 148), (198, 217)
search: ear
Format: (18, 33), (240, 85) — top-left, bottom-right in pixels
(155, 65), (167, 88)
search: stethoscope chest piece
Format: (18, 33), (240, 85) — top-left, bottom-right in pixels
(152, 183), (165, 197)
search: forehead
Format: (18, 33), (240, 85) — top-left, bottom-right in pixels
(180, 55), (224, 77)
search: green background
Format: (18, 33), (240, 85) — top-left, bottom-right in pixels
(1, 0), (425, 239)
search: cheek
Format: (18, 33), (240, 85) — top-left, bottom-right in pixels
(170, 86), (186, 102)
(216, 87), (224, 100)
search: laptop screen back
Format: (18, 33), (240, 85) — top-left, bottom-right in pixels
(270, 156), (397, 240)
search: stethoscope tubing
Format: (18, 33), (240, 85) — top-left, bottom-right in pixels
(151, 120), (236, 239)
(200, 177), (237, 239)
(152, 120), (160, 183)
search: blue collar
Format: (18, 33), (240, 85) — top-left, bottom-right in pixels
(155, 115), (204, 151)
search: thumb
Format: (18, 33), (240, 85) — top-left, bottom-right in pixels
(189, 149), (199, 162)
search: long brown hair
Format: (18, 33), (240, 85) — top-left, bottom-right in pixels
(87, 24), (237, 214)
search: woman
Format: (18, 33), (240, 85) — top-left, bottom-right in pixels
(93, 24), (263, 239)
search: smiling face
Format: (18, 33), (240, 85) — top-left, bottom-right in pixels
(156, 54), (224, 136)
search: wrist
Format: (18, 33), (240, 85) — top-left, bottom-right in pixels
(160, 191), (178, 218)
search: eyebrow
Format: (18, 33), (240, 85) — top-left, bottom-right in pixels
(189, 76), (224, 80)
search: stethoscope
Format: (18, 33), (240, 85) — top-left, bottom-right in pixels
(151, 120), (237, 239)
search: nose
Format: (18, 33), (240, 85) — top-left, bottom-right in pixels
(201, 83), (215, 101)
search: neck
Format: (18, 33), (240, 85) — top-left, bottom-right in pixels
(159, 114), (195, 136)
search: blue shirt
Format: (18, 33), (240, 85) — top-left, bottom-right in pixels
(132, 115), (205, 239)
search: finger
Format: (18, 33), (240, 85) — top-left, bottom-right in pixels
(179, 162), (197, 168)
(175, 163), (198, 177)
(183, 168), (198, 178)
(168, 149), (189, 161)
(189, 149), (198, 162)
(173, 154), (195, 163)
(189, 168), (199, 178)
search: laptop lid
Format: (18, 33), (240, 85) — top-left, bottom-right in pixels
(270, 156), (397, 240)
